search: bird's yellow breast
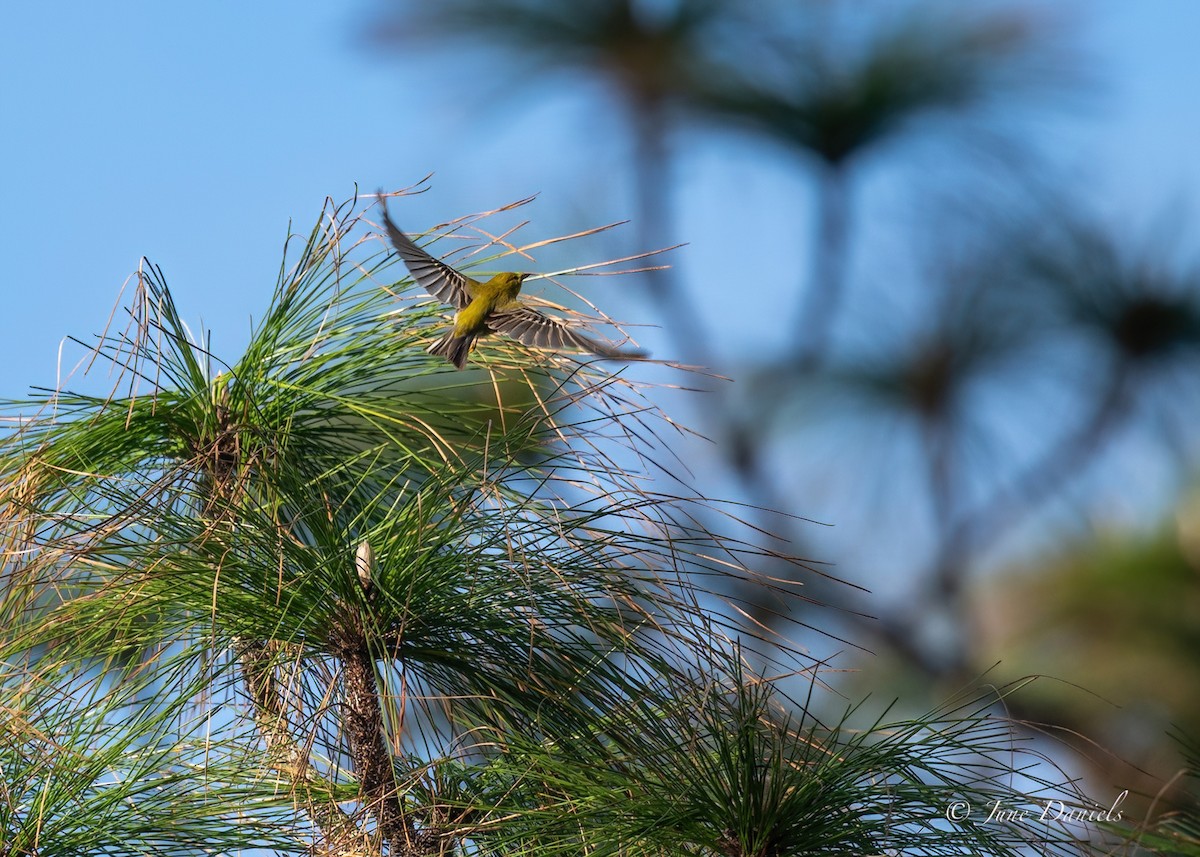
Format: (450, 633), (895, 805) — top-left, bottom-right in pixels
(453, 296), (493, 336)
(452, 272), (524, 337)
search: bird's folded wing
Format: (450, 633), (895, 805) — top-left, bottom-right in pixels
(380, 200), (472, 310)
(490, 306), (644, 359)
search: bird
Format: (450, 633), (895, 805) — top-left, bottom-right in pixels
(380, 199), (646, 369)
(354, 540), (374, 593)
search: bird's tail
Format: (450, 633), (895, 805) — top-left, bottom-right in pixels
(427, 332), (478, 370)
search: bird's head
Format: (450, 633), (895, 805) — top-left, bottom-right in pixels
(495, 271), (530, 292)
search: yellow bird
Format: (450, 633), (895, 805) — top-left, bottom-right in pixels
(381, 200), (646, 369)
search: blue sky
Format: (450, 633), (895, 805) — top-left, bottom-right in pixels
(3, 3), (1199, 595)
(3, 2), (1200, 400)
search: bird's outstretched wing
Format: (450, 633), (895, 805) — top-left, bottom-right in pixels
(490, 305), (646, 360)
(380, 199), (472, 310)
